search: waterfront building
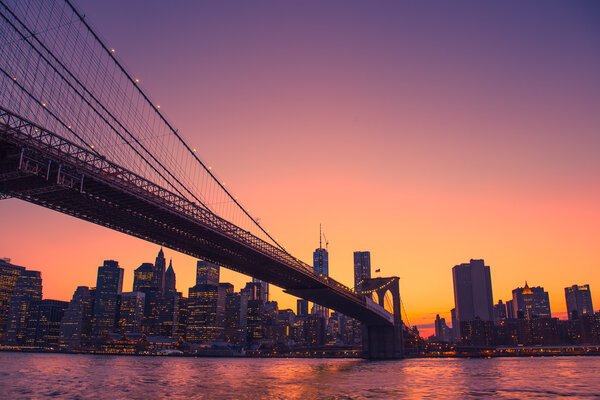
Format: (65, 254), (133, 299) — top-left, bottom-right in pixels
(164, 260), (176, 294)
(175, 296), (188, 339)
(59, 286), (94, 349)
(512, 282), (551, 319)
(452, 259), (494, 338)
(5, 269), (42, 345)
(304, 314), (326, 347)
(156, 291), (182, 337)
(353, 251), (371, 292)
(494, 300), (508, 321)
(224, 291), (248, 345)
(118, 291), (145, 333)
(196, 260), (219, 286)
(450, 308), (458, 341)
(297, 299), (308, 317)
(186, 283), (225, 343)
(246, 298), (265, 345)
(0, 258), (24, 342)
(565, 284), (594, 319)
(25, 299), (68, 347)
(91, 260), (123, 339)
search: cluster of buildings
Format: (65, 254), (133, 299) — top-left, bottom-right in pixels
(432, 259), (599, 348)
(0, 247), (375, 355)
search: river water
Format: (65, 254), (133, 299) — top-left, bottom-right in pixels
(1, 352), (599, 399)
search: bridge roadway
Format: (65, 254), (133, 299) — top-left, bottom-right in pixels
(0, 107), (393, 326)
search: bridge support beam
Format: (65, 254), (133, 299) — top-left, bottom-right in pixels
(360, 276), (404, 359)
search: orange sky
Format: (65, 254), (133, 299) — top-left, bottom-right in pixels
(1, 1), (599, 337)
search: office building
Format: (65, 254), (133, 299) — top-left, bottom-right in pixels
(565, 284), (594, 319)
(452, 259), (494, 339)
(0, 258), (25, 342)
(297, 299), (309, 317)
(196, 260), (220, 286)
(186, 284), (225, 343)
(59, 286), (95, 349)
(494, 300), (508, 321)
(512, 282), (551, 319)
(224, 291), (248, 345)
(5, 269), (42, 345)
(252, 278), (269, 304)
(91, 260), (123, 338)
(25, 299), (68, 347)
(118, 291), (145, 333)
(154, 248), (166, 294)
(353, 251), (371, 292)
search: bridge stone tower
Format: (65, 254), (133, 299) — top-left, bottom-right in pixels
(358, 277), (404, 359)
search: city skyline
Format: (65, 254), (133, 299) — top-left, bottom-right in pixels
(1, 0), (599, 337)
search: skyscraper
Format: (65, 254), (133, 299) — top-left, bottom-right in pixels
(252, 278), (269, 304)
(224, 291), (248, 345)
(0, 258), (24, 342)
(25, 299), (68, 347)
(91, 260), (123, 338)
(118, 292), (146, 333)
(452, 259), (494, 338)
(494, 300), (508, 321)
(353, 251), (371, 292)
(59, 286), (94, 349)
(196, 260), (220, 286)
(5, 269), (42, 345)
(565, 284), (593, 319)
(512, 282), (551, 319)
(313, 247), (329, 319)
(297, 299), (309, 317)
(164, 259), (176, 294)
(186, 284), (225, 343)
(154, 248), (166, 294)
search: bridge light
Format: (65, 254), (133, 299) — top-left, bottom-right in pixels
(156, 105), (161, 109)
(13, 77), (16, 81)
(192, 148), (197, 152)
(111, 48), (115, 53)
(42, 103), (46, 107)
(135, 78), (140, 83)
(90, 145), (95, 149)
(208, 166), (212, 170)
(68, 125), (72, 129)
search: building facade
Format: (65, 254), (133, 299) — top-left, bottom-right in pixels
(565, 284), (593, 319)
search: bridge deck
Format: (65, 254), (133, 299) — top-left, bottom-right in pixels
(0, 108), (394, 326)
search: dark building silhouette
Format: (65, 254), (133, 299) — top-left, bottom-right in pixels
(133, 263), (154, 292)
(434, 314), (452, 342)
(512, 282), (551, 319)
(353, 251), (371, 292)
(297, 299), (309, 317)
(252, 278), (269, 304)
(506, 299), (515, 319)
(164, 259), (176, 294)
(59, 286), (94, 349)
(494, 300), (508, 321)
(0, 258), (25, 342)
(452, 259), (494, 339)
(5, 269), (42, 345)
(133, 262), (161, 334)
(312, 247), (329, 320)
(565, 284), (593, 319)
(154, 248), (166, 295)
(224, 291), (248, 345)
(91, 260), (123, 339)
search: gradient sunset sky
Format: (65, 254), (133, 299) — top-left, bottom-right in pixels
(1, 0), (599, 336)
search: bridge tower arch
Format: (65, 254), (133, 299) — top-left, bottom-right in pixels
(358, 277), (404, 359)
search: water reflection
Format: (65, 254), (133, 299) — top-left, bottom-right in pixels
(1, 353), (599, 399)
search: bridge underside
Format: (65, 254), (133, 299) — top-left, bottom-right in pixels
(0, 115), (394, 327)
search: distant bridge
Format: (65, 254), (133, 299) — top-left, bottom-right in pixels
(0, 0), (402, 358)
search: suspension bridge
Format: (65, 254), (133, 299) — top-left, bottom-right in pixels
(0, 0), (403, 358)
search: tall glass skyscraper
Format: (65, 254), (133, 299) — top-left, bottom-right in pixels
(5, 268), (42, 345)
(565, 284), (593, 319)
(511, 282), (551, 319)
(353, 251), (371, 291)
(313, 247), (329, 319)
(91, 260), (123, 338)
